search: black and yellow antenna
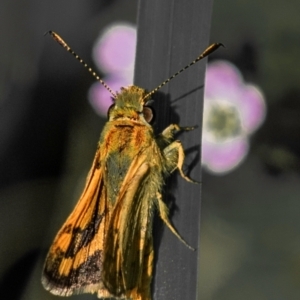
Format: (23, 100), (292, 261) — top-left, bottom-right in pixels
(142, 43), (224, 101)
(47, 31), (222, 102)
(46, 31), (117, 98)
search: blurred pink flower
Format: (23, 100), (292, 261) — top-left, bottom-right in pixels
(202, 60), (266, 174)
(88, 23), (136, 116)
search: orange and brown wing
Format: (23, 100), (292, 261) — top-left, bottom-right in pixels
(101, 153), (156, 300)
(42, 149), (111, 297)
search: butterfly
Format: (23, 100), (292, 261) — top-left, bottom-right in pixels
(41, 31), (222, 300)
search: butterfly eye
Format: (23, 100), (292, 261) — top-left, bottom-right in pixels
(107, 104), (115, 119)
(143, 106), (155, 124)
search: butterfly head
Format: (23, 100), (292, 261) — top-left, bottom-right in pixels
(108, 85), (154, 124)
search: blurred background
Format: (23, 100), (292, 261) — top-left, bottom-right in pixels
(1, 0), (300, 299)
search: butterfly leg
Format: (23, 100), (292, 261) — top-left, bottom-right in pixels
(156, 192), (194, 250)
(157, 124), (194, 144)
(163, 139), (197, 184)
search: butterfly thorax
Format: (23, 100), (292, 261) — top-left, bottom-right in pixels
(99, 86), (160, 205)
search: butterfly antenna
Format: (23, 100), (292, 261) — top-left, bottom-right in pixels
(142, 43), (224, 101)
(46, 31), (117, 98)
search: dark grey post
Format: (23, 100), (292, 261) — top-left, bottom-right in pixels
(134, 0), (214, 299)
